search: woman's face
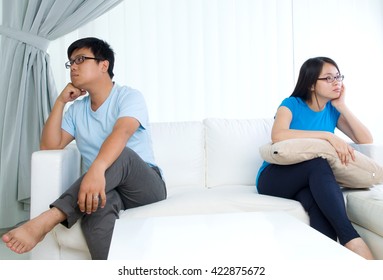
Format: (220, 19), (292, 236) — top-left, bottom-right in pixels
(312, 62), (343, 100)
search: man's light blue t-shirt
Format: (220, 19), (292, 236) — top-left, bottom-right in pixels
(255, 97), (341, 188)
(62, 83), (156, 171)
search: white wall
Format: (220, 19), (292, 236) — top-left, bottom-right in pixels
(48, 0), (383, 142)
(292, 0), (383, 143)
(49, 0), (295, 122)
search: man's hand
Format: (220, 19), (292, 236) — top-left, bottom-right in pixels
(59, 83), (87, 104)
(77, 167), (107, 214)
(76, 117), (140, 213)
(40, 83), (83, 150)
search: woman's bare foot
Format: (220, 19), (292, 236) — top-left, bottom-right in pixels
(1, 207), (66, 254)
(345, 237), (374, 260)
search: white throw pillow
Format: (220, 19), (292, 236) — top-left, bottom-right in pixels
(259, 138), (383, 189)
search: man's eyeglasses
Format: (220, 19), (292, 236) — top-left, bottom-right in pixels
(65, 56), (102, 69)
(317, 75), (344, 83)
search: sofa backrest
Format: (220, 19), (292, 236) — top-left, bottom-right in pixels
(150, 121), (205, 188)
(204, 118), (273, 187)
(150, 118), (273, 189)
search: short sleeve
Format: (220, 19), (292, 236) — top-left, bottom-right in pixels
(279, 97), (298, 113)
(62, 104), (76, 137)
(117, 88), (149, 129)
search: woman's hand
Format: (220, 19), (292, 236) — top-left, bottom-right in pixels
(331, 83), (346, 109)
(327, 134), (355, 165)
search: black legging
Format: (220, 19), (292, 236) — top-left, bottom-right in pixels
(257, 158), (359, 245)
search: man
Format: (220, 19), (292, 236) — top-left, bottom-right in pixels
(2, 37), (167, 259)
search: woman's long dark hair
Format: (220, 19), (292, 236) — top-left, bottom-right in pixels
(291, 57), (340, 101)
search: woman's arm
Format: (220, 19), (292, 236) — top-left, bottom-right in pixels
(271, 106), (333, 143)
(332, 84), (373, 144)
(336, 110), (373, 144)
(271, 106), (355, 165)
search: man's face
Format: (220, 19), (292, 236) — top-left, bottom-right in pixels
(68, 48), (106, 89)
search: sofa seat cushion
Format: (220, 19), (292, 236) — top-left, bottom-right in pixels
(53, 185), (309, 256)
(121, 185), (309, 223)
(347, 186), (383, 237)
(54, 221), (88, 254)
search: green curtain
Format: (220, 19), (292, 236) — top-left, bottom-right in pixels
(0, 0), (124, 229)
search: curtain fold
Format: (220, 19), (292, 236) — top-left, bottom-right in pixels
(0, 0), (124, 228)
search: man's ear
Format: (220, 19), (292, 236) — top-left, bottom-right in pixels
(101, 60), (109, 73)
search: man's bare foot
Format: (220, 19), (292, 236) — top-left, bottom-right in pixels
(1, 208), (66, 254)
(345, 237), (374, 260)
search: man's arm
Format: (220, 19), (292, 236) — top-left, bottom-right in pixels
(40, 83), (85, 150)
(77, 116), (140, 214)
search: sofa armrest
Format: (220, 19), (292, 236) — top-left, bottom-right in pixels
(30, 143), (81, 259)
(30, 143), (81, 217)
(351, 143), (383, 166)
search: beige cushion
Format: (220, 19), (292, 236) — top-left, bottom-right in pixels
(259, 138), (383, 188)
(347, 190), (383, 237)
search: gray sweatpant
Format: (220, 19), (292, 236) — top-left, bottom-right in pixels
(50, 147), (167, 259)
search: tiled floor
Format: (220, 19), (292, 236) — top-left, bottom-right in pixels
(0, 228), (30, 260)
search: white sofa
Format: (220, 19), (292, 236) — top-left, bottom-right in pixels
(30, 118), (383, 260)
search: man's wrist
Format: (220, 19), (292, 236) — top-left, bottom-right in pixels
(89, 160), (108, 174)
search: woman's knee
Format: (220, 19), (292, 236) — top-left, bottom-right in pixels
(305, 158), (335, 178)
(306, 157), (331, 169)
(294, 188), (315, 211)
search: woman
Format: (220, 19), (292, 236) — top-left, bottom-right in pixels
(256, 57), (374, 259)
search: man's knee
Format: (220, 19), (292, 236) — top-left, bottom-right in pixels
(81, 191), (122, 259)
(119, 147), (140, 161)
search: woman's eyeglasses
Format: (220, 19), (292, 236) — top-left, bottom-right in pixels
(317, 75), (344, 83)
